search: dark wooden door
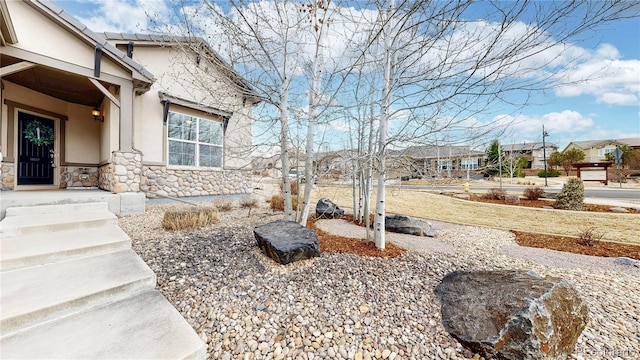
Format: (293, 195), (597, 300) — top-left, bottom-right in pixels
(17, 112), (55, 185)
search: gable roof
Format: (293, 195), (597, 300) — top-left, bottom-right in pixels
(103, 32), (259, 102)
(565, 138), (640, 151)
(24, 0), (154, 85)
(500, 142), (558, 152)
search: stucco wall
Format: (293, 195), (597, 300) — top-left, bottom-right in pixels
(124, 46), (253, 169)
(6, 1), (130, 80)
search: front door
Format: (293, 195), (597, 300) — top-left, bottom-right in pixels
(17, 112), (56, 185)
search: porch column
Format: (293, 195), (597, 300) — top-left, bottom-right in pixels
(119, 83), (134, 152)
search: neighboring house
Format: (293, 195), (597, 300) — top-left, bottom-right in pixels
(389, 145), (485, 178)
(0, 0), (257, 204)
(501, 142), (558, 169)
(563, 138), (640, 163)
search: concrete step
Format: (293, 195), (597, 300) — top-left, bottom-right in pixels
(1, 249), (156, 335)
(0, 203), (116, 238)
(0, 290), (207, 359)
(4, 202), (110, 217)
(0, 226), (131, 271)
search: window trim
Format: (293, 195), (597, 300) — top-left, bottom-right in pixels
(166, 110), (224, 169)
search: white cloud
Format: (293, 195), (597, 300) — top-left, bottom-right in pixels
(72, 0), (169, 33)
(554, 44), (640, 105)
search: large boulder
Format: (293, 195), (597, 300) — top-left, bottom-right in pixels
(254, 220), (320, 265)
(315, 198), (344, 219)
(385, 215), (436, 237)
(435, 270), (588, 360)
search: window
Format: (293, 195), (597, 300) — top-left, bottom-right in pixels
(460, 158), (479, 170)
(437, 160), (452, 170)
(167, 111), (223, 167)
(597, 147), (615, 157)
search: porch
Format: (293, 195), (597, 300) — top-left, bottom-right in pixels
(0, 189), (145, 220)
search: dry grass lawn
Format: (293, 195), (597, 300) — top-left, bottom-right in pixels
(312, 186), (640, 245)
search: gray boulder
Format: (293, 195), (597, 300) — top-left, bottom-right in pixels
(254, 220), (320, 265)
(385, 214), (436, 237)
(315, 198), (344, 219)
(614, 257), (640, 268)
(435, 270), (588, 360)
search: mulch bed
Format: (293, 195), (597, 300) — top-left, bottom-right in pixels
(512, 230), (640, 260)
(307, 216), (405, 258)
(465, 193), (640, 214)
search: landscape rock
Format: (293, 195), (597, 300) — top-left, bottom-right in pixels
(614, 257), (640, 268)
(254, 220), (320, 265)
(435, 270), (588, 360)
(504, 195), (520, 205)
(385, 215), (436, 237)
(315, 198), (344, 219)
(609, 207), (629, 213)
(453, 193), (471, 200)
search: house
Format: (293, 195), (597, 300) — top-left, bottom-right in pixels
(388, 145), (485, 178)
(0, 0), (257, 210)
(563, 138), (640, 162)
(500, 142), (558, 169)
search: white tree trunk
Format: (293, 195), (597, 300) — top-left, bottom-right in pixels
(374, 0), (395, 250)
(280, 78), (294, 221)
(299, 5), (327, 226)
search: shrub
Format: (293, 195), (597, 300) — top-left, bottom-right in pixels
(215, 201), (233, 212)
(162, 207), (219, 230)
(240, 196), (259, 216)
(537, 170), (560, 177)
(269, 195), (298, 211)
(523, 187), (545, 201)
(577, 227), (603, 247)
(504, 195), (520, 205)
(554, 178), (584, 210)
(280, 181), (299, 196)
(483, 188), (506, 200)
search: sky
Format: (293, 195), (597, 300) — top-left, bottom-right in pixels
(52, 0), (640, 151)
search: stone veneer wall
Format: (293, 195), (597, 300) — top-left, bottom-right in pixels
(141, 166), (251, 198)
(98, 162), (115, 192)
(98, 151), (143, 193)
(1, 162), (14, 190)
(60, 166), (99, 188)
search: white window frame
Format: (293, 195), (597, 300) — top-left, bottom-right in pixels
(597, 147), (615, 157)
(460, 158), (478, 170)
(167, 111), (223, 169)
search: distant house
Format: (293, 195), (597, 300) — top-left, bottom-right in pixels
(501, 142), (558, 169)
(0, 0), (258, 204)
(563, 138), (640, 163)
(389, 145), (485, 178)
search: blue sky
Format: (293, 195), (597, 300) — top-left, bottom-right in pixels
(52, 0), (640, 151)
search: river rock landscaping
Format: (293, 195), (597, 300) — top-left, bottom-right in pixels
(119, 203), (640, 360)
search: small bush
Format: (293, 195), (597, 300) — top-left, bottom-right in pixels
(537, 170), (560, 177)
(523, 187), (545, 201)
(483, 188), (506, 200)
(280, 181), (299, 196)
(504, 195), (520, 205)
(240, 196), (259, 216)
(162, 207), (219, 230)
(215, 201), (233, 212)
(269, 195), (298, 211)
(554, 178), (584, 210)
(577, 227), (603, 247)
(240, 197), (258, 209)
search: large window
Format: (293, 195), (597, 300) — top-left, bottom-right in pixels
(168, 111), (223, 168)
(460, 158), (479, 170)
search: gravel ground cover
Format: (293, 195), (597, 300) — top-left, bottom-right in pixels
(120, 202), (640, 360)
